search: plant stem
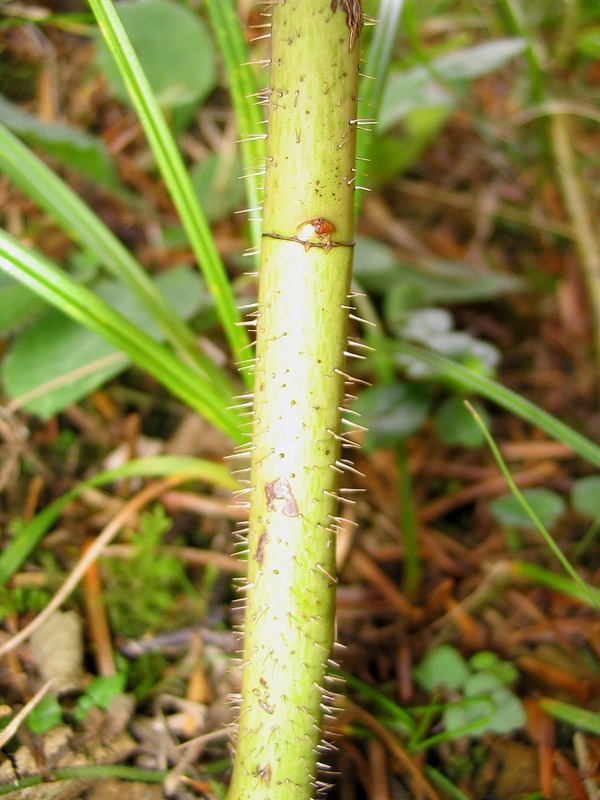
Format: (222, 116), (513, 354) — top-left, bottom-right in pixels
(227, 3), (362, 799)
(397, 441), (420, 599)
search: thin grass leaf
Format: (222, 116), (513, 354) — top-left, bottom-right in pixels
(388, 340), (600, 469)
(509, 561), (600, 609)
(333, 668), (416, 732)
(0, 455), (238, 587)
(540, 697), (600, 736)
(205, 0), (265, 260)
(88, 0), (251, 377)
(355, 0), (405, 216)
(0, 122), (233, 399)
(424, 767), (472, 800)
(0, 230), (242, 442)
(466, 401), (599, 611)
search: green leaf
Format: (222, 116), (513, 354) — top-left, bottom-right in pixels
(387, 339), (600, 471)
(84, 673), (127, 709)
(379, 38), (527, 134)
(390, 309), (500, 377)
(434, 396), (489, 448)
(88, 0), (250, 371)
(2, 266), (209, 418)
(469, 652), (519, 686)
(191, 152), (245, 224)
(571, 476), (600, 518)
(444, 681), (525, 737)
(355, 382), (432, 449)
(0, 230), (241, 439)
(0, 455), (239, 587)
(489, 488), (566, 531)
(0, 123), (228, 387)
(0, 273), (48, 334)
(577, 29), (600, 57)
(352, 236), (402, 292)
(381, 259), (524, 308)
(26, 694), (63, 734)
(413, 644), (470, 693)
(0, 96), (118, 188)
(379, 66), (454, 135)
(427, 37), (527, 81)
(205, 0), (265, 257)
(540, 697), (600, 736)
(95, 0), (216, 113)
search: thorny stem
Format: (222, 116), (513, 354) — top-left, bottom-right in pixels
(227, 3), (362, 799)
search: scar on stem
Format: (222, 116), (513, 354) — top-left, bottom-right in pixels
(264, 477), (299, 517)
(330, 0), (362, 51)
(262, 218), (354, 253)
(255, 529), (269, 564)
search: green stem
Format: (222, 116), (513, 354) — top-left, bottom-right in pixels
(227, 4), (362, 799)
(397, 441), (420, 599)
(0, 765), (167, 796)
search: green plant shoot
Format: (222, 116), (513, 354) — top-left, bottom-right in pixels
(227, 3), (362, 799)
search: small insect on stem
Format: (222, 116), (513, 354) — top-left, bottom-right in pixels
(295, 218), (336, 252)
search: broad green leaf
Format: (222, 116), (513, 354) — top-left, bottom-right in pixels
(355, 382), (432, 449)
(26, 694), (63, 734)
(352, 236), (402, 291)
(489, 488), (566, 530)
(2, 266), (209, 418)
(0, 122), (228, 388)
(469, 652), (519, 685)
(0, 95), (118, 188)
(0, 230), (241, 439)
(95, 0), (216, 112)
(390, 309), (500, 378)
(0, 273), (48, 333)
(571, 476), (600, 518)
(444, 678), (525, 737)
(428, 38), (527, 81)
(381, 260), (524, 309)
(369, 107), (452, 181)
(84, 673), (127, 709)
(414, 644), (470, 693)
(379, 67), (454, 135)
(577, 29), (600, 57)
(434, 396), (489, 448)
(191, 152), (245, 224)
(379, 38), (527, 134)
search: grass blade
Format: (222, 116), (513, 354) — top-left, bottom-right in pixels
(0, 122), (234, 399)
(88, 0), (251, 375)
(508, 561), (600, 609)
(0, 230), (242, 442)
(205, 0), (265, 260)
(466, 401), (599, 610)
(540, 698), (600, 736)
(0, 455), (238, 587)
(388, 339), (600, 469)
(355, 0), (405, 215)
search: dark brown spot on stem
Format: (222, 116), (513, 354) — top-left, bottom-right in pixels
(264, 477), (300, 517)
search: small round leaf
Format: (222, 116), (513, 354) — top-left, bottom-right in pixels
(489, 488), (566, 530)
(571, 476), (600, 519)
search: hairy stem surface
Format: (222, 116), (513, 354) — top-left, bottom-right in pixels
(228, 3), (362, 799)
